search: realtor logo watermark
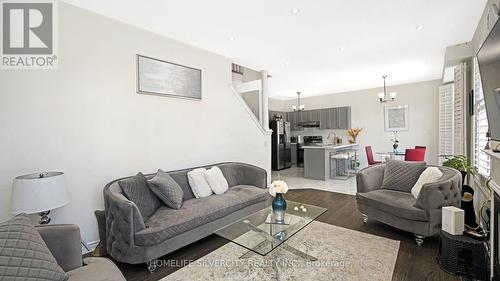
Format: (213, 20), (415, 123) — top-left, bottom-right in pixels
(1, 0), (58, 69)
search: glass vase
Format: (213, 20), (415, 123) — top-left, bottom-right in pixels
(272, 193), (287, 222)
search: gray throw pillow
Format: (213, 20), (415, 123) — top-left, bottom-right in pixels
(148, 169), (184, 209)
(0, 215), (68, 281)
(119, 172), (161, 220)
(381, 160), (426, 193)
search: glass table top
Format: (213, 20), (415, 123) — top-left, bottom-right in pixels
(376, 151), (406, 155)
(214, 201), (327, 256)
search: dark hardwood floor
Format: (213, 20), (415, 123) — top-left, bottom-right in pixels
(110, 189), (459, 281)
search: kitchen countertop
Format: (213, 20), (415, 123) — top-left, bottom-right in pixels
(302, 143), (359, 149)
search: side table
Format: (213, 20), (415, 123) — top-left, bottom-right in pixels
(437, 230), (488, 280)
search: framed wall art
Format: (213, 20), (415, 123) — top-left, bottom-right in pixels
(136, 54), (201, 100)
(384, 105), (409, 131)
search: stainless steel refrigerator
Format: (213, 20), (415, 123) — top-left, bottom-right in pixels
(270, 120), (291, 170)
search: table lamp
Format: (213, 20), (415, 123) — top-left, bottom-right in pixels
(11, 172), (69, 224)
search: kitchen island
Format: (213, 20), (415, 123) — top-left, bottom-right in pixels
(303, 143), (359, 180)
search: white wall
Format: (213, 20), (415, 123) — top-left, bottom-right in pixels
(270, 80), (441, 167)
(268, 98), (289, 112)
(0, 3), (270, 245)
(240, 91), (260, 119)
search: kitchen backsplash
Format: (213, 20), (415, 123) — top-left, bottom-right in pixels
(291, 128), (348, 144)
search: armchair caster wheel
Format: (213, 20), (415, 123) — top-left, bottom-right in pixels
(414, 234), (425, 246)
(147, 259), (158, 273)
(361, 214), (368, 224)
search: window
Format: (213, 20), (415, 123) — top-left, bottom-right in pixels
(473, 58), (490, 176)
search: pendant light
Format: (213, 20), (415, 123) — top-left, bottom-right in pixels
(378, 75), (397, 103)
(292, 91), (305, 111)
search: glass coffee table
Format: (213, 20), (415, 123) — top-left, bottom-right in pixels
(215, 201), (327, 261)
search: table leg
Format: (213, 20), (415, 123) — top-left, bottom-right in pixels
(239, 240), (269, 259)
(270, 251), (281, 280)
(240, 221), (318, 261)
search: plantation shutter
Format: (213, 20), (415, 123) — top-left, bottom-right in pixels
(453, 62), (467, 156)
(439, 83), (454, 165)
(473, 58), (490, 176)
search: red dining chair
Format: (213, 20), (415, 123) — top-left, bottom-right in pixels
(405, 148), (426, 162)
(415, 146), (427, 150)
(365, 146), (381, 165)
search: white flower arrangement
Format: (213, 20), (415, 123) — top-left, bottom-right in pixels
(269, 180), (289, 197)
(390, 131), (399, 145)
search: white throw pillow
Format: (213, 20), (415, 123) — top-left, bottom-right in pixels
(411, 167), (443, 199)
(205, 166), (229, 195)
(187, 168), (213, 198)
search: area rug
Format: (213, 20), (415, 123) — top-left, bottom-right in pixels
(162, 221), (399, 281)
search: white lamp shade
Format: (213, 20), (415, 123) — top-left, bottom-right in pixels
(378, 92), (385, 99)
(389, 92), (397, 98)
(11, 172), (69, 215)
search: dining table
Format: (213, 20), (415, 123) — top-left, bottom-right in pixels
(376, 150), (406, 161)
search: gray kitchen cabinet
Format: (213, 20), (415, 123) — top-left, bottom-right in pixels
(320, 109), (329, 129)
(328, 108), (338, 129)
(287, 111), (300, 131)
(308, 109), (321, 122)
(281, 111), (288, 121)
(336, 106), (351, 129)
(286, 112), (292, 129)
(319, 107), (351, 129)
(287, 106), (350, 131)
(297, 111), (308, 122)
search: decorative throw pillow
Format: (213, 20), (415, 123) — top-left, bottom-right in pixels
(411, 167), (443, 198)
(118, 172), (161, 220)
(187, 168), (213, 198)
(381, 160), (426, 193)
(205, 166), (229, 195)
(0, 215), (68, 281)
(148, 169), (184, 209)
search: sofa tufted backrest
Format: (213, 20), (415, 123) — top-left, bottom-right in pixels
(104, 162), (267, 203)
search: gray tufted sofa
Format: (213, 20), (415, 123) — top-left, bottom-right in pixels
(356, 164), (462, 246)
(103, 162), (268, 266)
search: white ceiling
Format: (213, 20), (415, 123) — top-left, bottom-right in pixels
(63, 0), (487, 99)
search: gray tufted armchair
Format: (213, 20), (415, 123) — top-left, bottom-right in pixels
(356, 164), (462, 246)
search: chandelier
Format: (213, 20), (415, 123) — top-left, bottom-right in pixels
(292, 91), (305, 112)
(378, 75), (397, 103)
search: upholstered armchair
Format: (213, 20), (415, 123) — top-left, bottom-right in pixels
(356, 163), (462, 245)
(36, 224), (126, 281)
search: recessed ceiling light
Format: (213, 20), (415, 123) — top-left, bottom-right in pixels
(338, 47), (345, 52)
(229, 36), (235, 41)
(290, 8), (300, 15)
(416, 25), (424, 30)
(285, 62), (290, 67)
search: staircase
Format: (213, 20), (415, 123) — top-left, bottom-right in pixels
(230, 64), (271, 135)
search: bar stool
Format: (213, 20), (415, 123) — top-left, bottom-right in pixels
(330, 149), (359, 180)
(330, 151), (352, 180)
(345, 149), (359, 174)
